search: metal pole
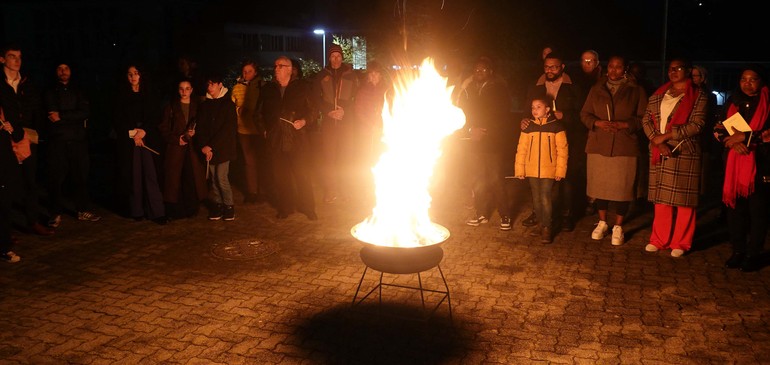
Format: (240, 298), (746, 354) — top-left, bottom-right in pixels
(322, 33), (326, 68)
(660, 0), (668, 84)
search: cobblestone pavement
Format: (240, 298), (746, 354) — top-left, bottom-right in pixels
(1, 181), (769, 364)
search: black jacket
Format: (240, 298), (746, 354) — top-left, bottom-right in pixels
(43, 81), (90, 141)
(0, 74), (44, 137)
(194, 93), (237, 164)
(259, 79), (314, 153)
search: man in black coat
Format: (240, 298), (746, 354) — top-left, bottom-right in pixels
(259, 56), (317, 220)
(0, 44), (54, 236)
(1, 108), (24, 262)
(43, 62), (100, 227)
(195, 73), (237, 221)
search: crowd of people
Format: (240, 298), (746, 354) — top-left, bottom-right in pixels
(458, 48), (770, 272)
(2, 42), (769, 273)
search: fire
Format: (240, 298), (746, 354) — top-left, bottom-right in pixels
(351, 58), (465, 247)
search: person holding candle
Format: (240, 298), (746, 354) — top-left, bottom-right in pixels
(641, 57), (708, 257)
(580, 55), (648, 246)
(713, 65), (770, 272)
(114, 64), (168, 224)
(195, 73), (238, 221)
(524, 51), (585, 232)
(158, 78), (207, 219)
(514, 95), (568, 243)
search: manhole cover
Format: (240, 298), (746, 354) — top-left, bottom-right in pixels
(211, 239), (279, 261)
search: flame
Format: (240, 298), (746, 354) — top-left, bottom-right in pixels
(352, 58), (465, 247)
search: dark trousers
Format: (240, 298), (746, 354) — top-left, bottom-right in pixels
(1, 184), (12, 254)
(47, 139), (90, 215)
(130, 147), (165, 219)
(727, 182), (770, 257)
(470, 151), (509, 219)
(272, 150), (315, 216)
(238, 133), (268, 196)
(18, 146), (40, 226)
(320, 119), (354, 197)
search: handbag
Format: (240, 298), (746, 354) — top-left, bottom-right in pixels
(11, 130), (32, 163)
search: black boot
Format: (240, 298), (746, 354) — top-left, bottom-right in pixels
(223, 205), (235, 221)
(208, 204), (223, 221)
(740, 255), (764, 272)
(522, 211), (537, 227)
(725, 252), (745, 269)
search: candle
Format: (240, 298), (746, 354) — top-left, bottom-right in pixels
(606, 104), (611, 122)
(552, 100), (556, 112)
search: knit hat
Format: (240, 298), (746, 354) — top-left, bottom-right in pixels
(328, 43), (343, 58)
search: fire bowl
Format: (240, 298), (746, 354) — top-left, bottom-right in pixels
(351, 222), (449, 274)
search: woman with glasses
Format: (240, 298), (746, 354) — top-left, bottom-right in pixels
(641, 57), (708, 257)
(713, 65), (770, 272)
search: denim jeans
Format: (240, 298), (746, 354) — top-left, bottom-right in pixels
(209, 161), (233, 206)
(528, 177), (555, 229)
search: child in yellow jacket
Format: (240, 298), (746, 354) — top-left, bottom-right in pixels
(514, 96), (568, 243)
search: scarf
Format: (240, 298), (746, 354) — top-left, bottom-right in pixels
(722, 86), (770, 208)
(650, 80), (698, 165)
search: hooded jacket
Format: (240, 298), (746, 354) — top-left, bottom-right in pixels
(515, 115), (569, 179)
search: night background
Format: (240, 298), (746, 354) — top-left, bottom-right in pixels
(0, 0), (765, 138)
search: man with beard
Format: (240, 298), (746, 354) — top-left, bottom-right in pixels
(312, 43), (358, 203)
(522, 52), (586, 232)
(44, 62), (101, 228)
(259, 56), (317, 220)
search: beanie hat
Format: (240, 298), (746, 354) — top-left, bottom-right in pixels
(328, 43), (343, 58)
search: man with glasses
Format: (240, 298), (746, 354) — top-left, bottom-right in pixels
(522, 52), (586, 232)
(259, 56), (317, 221)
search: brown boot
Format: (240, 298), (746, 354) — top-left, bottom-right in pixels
(540, 226), (552, 244)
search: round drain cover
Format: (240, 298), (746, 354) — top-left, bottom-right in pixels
(211, 239), (278, 260)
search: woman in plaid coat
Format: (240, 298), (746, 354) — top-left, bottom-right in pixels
(641, 57), (708, 257)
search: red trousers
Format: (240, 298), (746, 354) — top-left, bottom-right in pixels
(649, 204), (696, 251)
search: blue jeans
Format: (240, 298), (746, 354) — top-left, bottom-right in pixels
(528, 177), (555, 229)
(209, 161), (233, 206)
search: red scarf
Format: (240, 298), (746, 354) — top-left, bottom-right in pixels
(722, 86), (770, 208)
(650, 80), (698, 165)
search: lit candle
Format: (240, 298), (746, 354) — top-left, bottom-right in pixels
(606, 104), (611, 122)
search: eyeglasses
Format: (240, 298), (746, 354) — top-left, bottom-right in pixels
(474, 68), (489, 73)
(668, 66), (685, 73)
(583, 59), (595, 63)
(274, 64), (291, 69)
(544, 65), (561, 71)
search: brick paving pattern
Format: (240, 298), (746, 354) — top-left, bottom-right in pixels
(1, 182), (769, 364)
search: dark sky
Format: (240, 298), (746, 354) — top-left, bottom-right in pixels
(200, 0), (766, 63)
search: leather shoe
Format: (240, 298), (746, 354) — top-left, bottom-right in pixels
(725, 252), (745, 269)
(152, 216), (169, 225)
(522, 211), (537, 227)
(740, 256), (764, 272)
(561, 217), (574, 232)
(30, 222), (54, 236)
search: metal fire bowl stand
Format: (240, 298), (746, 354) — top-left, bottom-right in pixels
(351, 244), (452, 321)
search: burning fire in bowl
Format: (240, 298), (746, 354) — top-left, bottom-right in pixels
(351, 58), (465, 274)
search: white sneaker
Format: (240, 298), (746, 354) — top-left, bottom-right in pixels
(591, 221), (609, 240)
(645, 244), (659, 252)
(671, 249), (685, 257)
(611, 226), (624, 246)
